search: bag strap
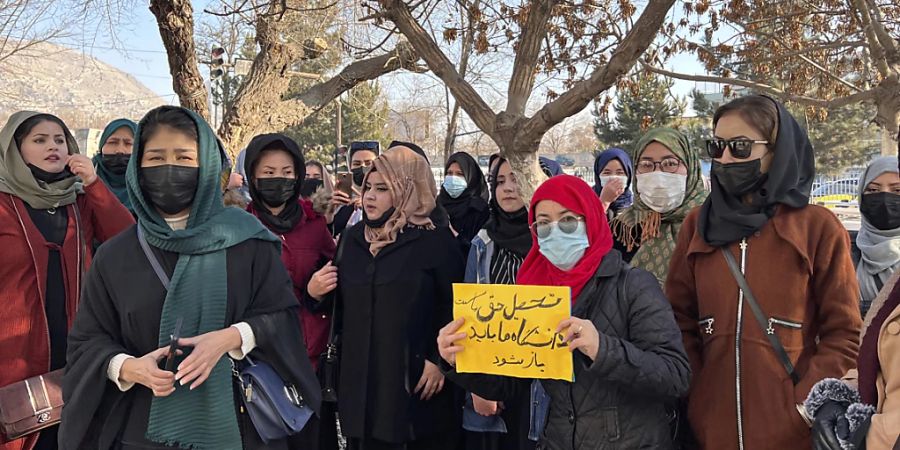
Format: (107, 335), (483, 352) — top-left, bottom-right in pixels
(721, 247), (799, 385)
(324, 236), (348, 345)
(137, 226), (170, 290)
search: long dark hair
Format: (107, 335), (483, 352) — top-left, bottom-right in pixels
(13, 114), (70, 149)
(713, 95), (779, 145)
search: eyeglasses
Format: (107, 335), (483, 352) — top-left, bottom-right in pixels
(706, 139), (769, 159)
(530, 216), (584, 239)
(636, 158), (682, 174)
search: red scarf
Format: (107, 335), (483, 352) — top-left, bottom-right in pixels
(517, 175), (614, 302)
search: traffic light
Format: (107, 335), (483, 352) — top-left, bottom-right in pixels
(210, 46), (227, 80)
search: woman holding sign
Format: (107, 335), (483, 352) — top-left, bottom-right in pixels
(438, 175), (690, 449)
(462, 157), (540, 450)
(323, 144), (466, 449)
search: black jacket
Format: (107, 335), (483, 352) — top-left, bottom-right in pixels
(61, 226), (320, 450)
(334, 222), (465, 443)
(445, 251), (690, 450)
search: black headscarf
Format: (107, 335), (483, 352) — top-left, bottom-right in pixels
(483, 157), (532, 257)
(244, 133), (306, 234)
(699, 97), (815, 246)
(438, 152), (489, 229)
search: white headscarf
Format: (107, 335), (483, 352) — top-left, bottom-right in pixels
(856, 156), (900, 307)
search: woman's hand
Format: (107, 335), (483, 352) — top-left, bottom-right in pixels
(308, 261), (338, 300)
(599, 177), (625, 209)
(120, 346), (180, 397)
(472, 394), (502, 416)
(68, 154), (97, 186)
(437, 318), (467, 367)
(174, 328), (243, 390)
(557, 317), (601, 361)
(415, 360), (445, 401)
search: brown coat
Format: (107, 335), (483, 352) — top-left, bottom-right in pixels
(666, 204), (862, 450)
(844, 271), (900, 449)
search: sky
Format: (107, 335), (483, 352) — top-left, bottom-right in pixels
(61, 1), (712, 125)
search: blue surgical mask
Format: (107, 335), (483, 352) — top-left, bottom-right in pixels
(537, 221), (590, 271)
(443, 175), (468, 198)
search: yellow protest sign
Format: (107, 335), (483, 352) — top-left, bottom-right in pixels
(452, 283), (573, 381)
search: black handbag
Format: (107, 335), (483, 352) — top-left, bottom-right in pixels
(318, 236), (346, 403)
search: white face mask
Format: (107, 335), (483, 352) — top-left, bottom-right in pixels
(637, 172), (687, 213)
(598, 175), (629, 190)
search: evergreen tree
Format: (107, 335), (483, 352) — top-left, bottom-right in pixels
(593, 72), (685, 152)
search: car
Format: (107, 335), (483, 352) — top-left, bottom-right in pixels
(810, 179), (858, 208)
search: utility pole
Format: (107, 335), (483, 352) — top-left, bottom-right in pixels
(335, 97), (343, 153)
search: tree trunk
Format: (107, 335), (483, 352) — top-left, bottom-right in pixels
(443, 101), (461, 163)
(149, 0), (210, 120)
(874, 76), (900, 155)
(501, 140), (546, 203)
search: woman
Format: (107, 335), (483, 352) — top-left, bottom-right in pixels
(805, 269), (900, 450)
(244, 133), (338, 449)
(60, 106), (321, 450)
(438, 175), (691, 450)
(438, 151), (490, 254)
(592, 147), (634, 220)
(462, 158), (537, 450)
(92, 118), (137, 213)
(317, 144), (465, 449)
(665, 95), (862, 450)
(0, 112), (133, 450)
(329, 144), (378, 237)
(853, 156), (900, 316)
(303, 160), (333, 198)
(610, 128), (707, 284)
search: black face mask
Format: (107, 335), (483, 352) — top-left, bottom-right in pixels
(364, 207), (396, 228)
(256, 177), (296, 208)
(28, 164), (75, 184)
(300, 179), (324, 198)
(861, 192), (900, 231)
(352, 167), (366, 186)
(712, 159), (769, 197)
(139, 165), (199, 215)
(102, 153), (131, 175)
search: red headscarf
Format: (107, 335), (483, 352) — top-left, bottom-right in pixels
(517, 175), (614, 302)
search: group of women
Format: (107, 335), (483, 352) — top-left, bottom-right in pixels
(0, 93), (896, 450)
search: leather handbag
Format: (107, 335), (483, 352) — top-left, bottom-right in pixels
(232, 357), (313, 443)
(0, 369), (64, 441)
(318, 236), (346, 403)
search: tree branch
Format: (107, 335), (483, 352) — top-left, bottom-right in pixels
(519, 0), (676, 143)
(149, 0), (210, 119)
(641, 61), (879, 109)
(505, 0), (557, 116)
(296, 40), (421, 109)
(379, 0), (497, 138)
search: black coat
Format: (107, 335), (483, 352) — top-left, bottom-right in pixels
(334, 222), (465, 444)
(60, 226), (320, 450)
(445, 251), (690, 450)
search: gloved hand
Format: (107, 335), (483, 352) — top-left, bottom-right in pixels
(812, 401), (851, 450)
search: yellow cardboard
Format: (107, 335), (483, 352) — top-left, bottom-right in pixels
(452, 283), (573, 381)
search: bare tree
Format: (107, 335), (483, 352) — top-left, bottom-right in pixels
(366, 0), (677, 198)
(646, 0), (900, 154)
(148, 0), (422, 158)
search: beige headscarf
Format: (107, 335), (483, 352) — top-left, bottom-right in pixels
(363, 145), (437, 255)
(0, 111), (82, 209)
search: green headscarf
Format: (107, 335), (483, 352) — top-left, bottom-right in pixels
(92, 118), (137, 211)
(0, 111), (82, 209)
(612, 128), (707, 284)
(128, 107), (277, 450)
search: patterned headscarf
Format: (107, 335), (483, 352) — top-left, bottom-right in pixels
(611, 128), (707, 284)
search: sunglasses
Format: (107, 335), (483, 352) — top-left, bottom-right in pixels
(350, 141), (380, 152)
(530, 216), (584, 239)
(706, 139), (769, 159)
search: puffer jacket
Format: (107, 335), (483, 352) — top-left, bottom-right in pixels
(446, 250), (690, 449)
